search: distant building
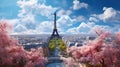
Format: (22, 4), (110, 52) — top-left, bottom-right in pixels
(67, 41), (75, 47)
(75, 42), (83, 47)
(23, 43), (49, 57)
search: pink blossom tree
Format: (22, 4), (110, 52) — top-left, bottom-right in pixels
(0, 21), (46, 67)
(68, 29), (120, 67)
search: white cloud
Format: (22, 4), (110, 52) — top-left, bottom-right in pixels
(67, 22), (92, 34)
(17, 12), (36, 30)
(17, 12), (37, 30)
(17, 0), (57, 21)
(89, 17), (99, 22)
(37, 4), (57, 17)
(67, 22), (112, 34)
(14, 0), (58, 34)
(21, 13), (35, 23)
(15, 0), (89, 34)
(57, 9), (72, 17)
(95, 7), (120, 22)
(75, 16), (86, 22)
(89, 25), (112, 34)
(57, 9), (65, 17)
(36, 21), (53, 33)
(66, 10), (72, 16)
(67, 27), (79, 34)
(74, 22), (91, 33)
(14, 24), (27, 32)
(13, 21), (53, 34)
(17, 0), (38, 8)
(34, 15), (76, 33)
(73, 0), (88, 10)
(57, 15), (76, 31)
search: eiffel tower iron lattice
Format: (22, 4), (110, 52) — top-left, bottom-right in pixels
(51, 12), (60, 38)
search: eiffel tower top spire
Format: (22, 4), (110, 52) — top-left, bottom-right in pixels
(54, 12), (57, 29)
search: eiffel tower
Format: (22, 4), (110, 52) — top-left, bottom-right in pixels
(51, 12), (60, 39)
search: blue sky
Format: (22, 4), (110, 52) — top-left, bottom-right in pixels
(0, 0), (120, 34)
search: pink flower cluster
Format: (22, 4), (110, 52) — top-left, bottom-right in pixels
(0, 21), (46, 67)
(68, 29), (120, 67)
